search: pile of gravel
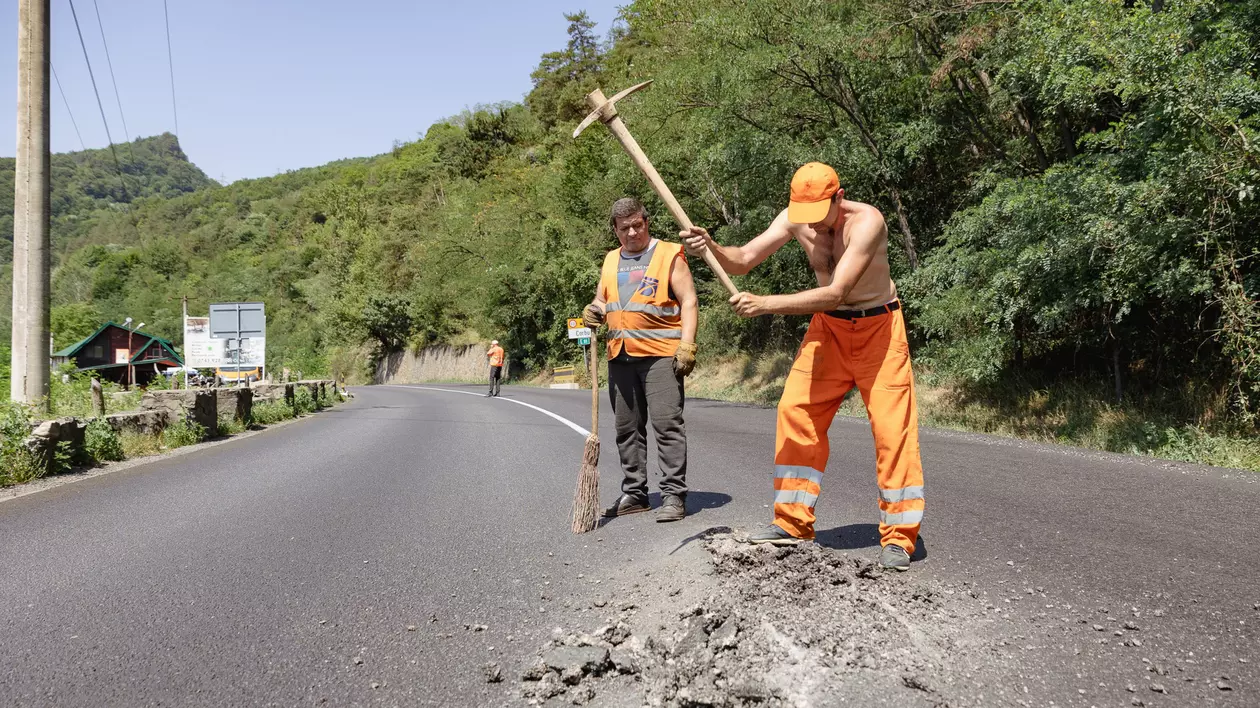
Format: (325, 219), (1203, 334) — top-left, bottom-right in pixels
(520, 533), (982, 707)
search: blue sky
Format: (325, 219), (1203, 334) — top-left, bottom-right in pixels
(0, 1), (624, 183)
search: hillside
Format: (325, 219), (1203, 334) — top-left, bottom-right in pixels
(0, 133), (215, 263)
(1, 1), (1257, 463)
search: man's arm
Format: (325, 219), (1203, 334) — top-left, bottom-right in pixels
(730, 215), (886, 317)
(668, 254), (698, 345)
(680, 209), (796, 276)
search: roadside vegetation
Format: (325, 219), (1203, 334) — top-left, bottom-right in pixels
(1, 1), (1255, 471)
(0, 373), (347, 489)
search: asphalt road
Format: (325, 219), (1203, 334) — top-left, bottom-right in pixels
(1, 384), (1256, 707)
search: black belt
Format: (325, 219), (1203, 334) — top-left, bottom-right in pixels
(825, 300), (900, 320)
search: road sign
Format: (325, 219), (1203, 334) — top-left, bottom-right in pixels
(579, 337), (591, 346)
(566, 317), (583, 330)
(210, 302), (265, 339)
(554, 365), (576, 384)
(567, 327), (593, 340)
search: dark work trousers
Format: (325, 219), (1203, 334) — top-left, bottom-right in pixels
(607, 355), (687, 501)
(489, 365), (502, 396)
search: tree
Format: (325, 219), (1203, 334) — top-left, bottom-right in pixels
(361, 295), (413, 352)
(50, 303), (103, 350)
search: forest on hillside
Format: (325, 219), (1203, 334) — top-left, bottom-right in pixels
(2, 1), (1257, 440)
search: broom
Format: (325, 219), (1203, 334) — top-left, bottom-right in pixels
(571, 338), (600, 533)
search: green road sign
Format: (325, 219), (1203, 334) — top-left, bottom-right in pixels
(579, 337), (591, 345)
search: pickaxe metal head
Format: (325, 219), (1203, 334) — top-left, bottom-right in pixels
(572, 80), (654, 139)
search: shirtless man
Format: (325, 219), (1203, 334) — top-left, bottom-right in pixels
(682, 162), (924, 571)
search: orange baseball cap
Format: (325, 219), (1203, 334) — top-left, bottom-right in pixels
(787, 162), (840, 224)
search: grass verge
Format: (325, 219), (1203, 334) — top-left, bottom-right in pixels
(686, 353), (1260, 473)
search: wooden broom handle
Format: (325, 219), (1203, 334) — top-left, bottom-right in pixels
(589, 339), (599, 432)
(599, 108), (741, 297)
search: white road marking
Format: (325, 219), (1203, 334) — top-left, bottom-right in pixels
(390, 386), (590, 438)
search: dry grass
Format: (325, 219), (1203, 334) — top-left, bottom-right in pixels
(685, 353), (1260, 473)
(120, 432), (162, 458)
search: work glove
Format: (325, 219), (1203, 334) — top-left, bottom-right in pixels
(583, 303), (606, 328)
(673, 342), (698, 377)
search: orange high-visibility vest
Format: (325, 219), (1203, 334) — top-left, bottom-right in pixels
(598, 240), (684, 359)
(487, 346), (505, 366)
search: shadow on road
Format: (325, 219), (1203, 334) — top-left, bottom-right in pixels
(667, 525), (736, 555)
(815, 523), (930, 561)
(646, 490), (733, 515)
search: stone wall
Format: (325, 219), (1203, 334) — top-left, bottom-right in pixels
(215, 388), (254, 423)
(295, 380), (333, 403)
(24, 418), (86, 474)
(251, 382), (294, 406)
(140, 390), (217, 431)
(105, 410), (168, 436)
(374, 345), (507, 385)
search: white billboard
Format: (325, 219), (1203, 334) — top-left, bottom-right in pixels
(184, 317), (220, 368)
(185, 316), (266, 368)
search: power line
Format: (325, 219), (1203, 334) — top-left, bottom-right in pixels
(163, 0), (179, 137)
(67, 0), (129, 200)
(91, 0), (134, 162)
(51, 63), (87, 151)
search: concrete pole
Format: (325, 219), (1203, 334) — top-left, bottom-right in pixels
(181, 295), (188, 389)
(10, 0), (51, 410)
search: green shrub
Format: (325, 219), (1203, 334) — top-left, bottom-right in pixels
(0, 401), (43, 486)
(217, 418), (247, 437)
(162, 420), (208, 449)
(1, 447), (45, 486)
(252, 401), (294, 425)
(84, 418), (124, 462)
(293, 387), (316, 415)
(51, 440), (75, 475)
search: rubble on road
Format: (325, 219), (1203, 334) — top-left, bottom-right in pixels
(519, 534), (984, 707)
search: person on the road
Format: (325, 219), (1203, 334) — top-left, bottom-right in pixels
(486, 340), (505, 397)
(681, 162), (925, 571)
(584, 198), (699, 523)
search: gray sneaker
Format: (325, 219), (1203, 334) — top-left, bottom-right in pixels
(880, 544), (911, 571)
(744, 525), (805, 546)
(655, 495), (686, 523)
(602, 494), (650, 518)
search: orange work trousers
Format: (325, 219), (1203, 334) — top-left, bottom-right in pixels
(772, 306), (925, 554)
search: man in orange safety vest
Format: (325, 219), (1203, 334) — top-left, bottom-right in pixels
(486, 340), (505, 397)
(583, 198), (699, 523)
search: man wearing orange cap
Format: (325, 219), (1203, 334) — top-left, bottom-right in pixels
(486, 340), (505, 397)
(681, 162), (924, 571)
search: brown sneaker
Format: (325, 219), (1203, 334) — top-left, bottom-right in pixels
(655, 495), (686, 522)
(602, 494), (650, 518)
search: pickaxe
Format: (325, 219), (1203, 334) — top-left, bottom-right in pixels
(573, 81), (740, 297)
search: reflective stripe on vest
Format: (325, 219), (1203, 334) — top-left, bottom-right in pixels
(605, 329), (683, 340)
(604, 301), (682, 317)
(598, 241), (685, 359)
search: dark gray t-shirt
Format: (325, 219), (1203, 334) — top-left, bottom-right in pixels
(617, 241), (657, 308)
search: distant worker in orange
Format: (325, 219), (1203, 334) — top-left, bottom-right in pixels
(682, 162), (925, 571)
(486, 340), (506, 397)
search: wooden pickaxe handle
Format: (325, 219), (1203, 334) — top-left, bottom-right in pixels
(582, 89), (740, 297)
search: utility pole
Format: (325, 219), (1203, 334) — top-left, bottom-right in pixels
(10, 0), (51, 410)
(181, 295), (188, 389)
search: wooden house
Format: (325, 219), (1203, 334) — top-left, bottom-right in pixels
(51, 322), (184, 387)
